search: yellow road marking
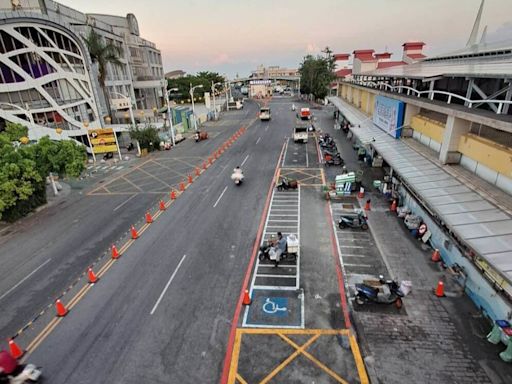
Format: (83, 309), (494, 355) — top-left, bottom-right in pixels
(121, 176), (145, 192)
(260, 334), (320, 384)
(235, 373), (248, 384)
(280, 334), (349, 384)
(137, 167), (172, 188)
(24, 317), (62, 354)
(321, 168), (326, 185)
(227, 329), (244, 384)
(97, 258), (116, 277)
(349, 333), (369, 384)
(67, 285), (91, 310)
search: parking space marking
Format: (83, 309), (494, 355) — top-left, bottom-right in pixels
(228, 328), (368, 384)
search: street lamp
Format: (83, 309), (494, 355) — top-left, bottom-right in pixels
(211, 81), (222, 120)
(165, 87), (179, 146)
(189, 84), (203, 132)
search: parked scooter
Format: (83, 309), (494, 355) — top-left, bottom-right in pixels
(258, 237), (297, 262)
(276, 177), (298, 191)
(338, 211), (368, 230)
(355, 275), (404, 309)
(324, 153), (344, 166)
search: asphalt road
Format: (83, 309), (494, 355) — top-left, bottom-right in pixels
(21, 98), (299, 383)
(0, 103), (256, 345)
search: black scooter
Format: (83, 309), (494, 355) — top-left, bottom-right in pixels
(355, 276), (404, 309)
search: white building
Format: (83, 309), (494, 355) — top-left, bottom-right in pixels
(0, 0), (165, 144)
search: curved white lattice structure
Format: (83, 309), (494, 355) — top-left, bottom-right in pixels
(0, 20), (101, 139)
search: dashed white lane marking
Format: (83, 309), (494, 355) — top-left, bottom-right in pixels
(213, 186), (228, 208)
(256, 137), (261, 145)
(150, 254), (187, 315)
(0, 259), (52, 301)
(113, 194), (137, 211)
(241, 154), (250, 167)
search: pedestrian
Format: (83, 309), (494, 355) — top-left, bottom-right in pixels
(273, 231), (287, 268)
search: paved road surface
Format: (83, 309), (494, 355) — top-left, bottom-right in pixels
(21, 99), (297, 383)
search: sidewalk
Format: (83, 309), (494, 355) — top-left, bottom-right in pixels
(315, 106), (512, 384)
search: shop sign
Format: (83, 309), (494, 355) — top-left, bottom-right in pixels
(373, 96), (404, 138)
(87, 128), (119, 154)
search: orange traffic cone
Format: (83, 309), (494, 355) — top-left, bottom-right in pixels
(8, 339), (24, 359)
(179, 182), (185, 191)
(242, 289), (251, 305)
(170, 190), (177, 200)
(364, 199), (371, 211)
(209, 156), (213, 165)
(159, 200), (166, 211)
(56, 299), (68, 317)
(431, 249), (441, 262)
(195, 167), (200, 176)
(203, 161), (207, 170)
(130, 225), (139, 239)
(434, 281), (445, 297)
(87, 267), (98, 284)
(111, 244), (120, 259)
(188, 175), (193, 184)
(390, 200), (397, 212)
(145, 211), (153, 224)
(357, 187), (365, 199)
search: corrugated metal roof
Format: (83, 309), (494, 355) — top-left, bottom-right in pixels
(328, 96), (512, 284)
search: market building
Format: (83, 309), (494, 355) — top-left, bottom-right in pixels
(0, 0), (165, 143)
(329, 2), (512, 322)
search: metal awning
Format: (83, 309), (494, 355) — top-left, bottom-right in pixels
(328, 96), (512, 283)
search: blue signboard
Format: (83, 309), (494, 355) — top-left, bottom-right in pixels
(373, 96), (404, 138)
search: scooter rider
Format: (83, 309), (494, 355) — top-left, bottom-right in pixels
(274, 232), (287, 268)
(0, 350), (18, 378)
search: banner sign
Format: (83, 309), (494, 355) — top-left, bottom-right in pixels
(87, 128), (118, 154)
(249, 80), (271, 85)
(373, 96), (404, 138)
(111, 98), (131, 110)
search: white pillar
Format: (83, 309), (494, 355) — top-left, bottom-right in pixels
(439, 115), (471, 164)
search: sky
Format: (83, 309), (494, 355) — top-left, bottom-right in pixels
(58, 0), (512, 78)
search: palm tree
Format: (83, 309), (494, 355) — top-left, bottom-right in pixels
(83, 28), (123, 122)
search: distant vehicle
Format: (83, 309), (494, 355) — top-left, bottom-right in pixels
(293, 120), (308, 143)
(228, 100), (243, 110)
(259, 107), (271, 121)
(299, 107), (311, 120)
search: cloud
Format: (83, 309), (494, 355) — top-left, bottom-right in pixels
(211, 53), (231, 65)
(486, 21), (512, 43)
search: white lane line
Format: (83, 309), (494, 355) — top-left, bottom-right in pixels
(344, 263), (373, 268)
(0, 259), (52, 301)
(213, 186), (228, 208)
(306, 139), (309, 168)
(113, 194), (137, 211)
(282, 137), (289, 167)
(150, 254), (187, 315)
(256, 137), (261, 145)
(241, 154), (250, 166)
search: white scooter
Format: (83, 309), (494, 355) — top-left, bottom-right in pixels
(291, 104), (296, 111)
(231, 168), (244, 186)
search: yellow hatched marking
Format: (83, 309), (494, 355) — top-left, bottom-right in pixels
(349, 333), (370, 384)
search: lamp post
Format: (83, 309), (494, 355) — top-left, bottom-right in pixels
(189, 84), (203, 132)
(211, 81), (222, 120)
(165, 87), (179, 146)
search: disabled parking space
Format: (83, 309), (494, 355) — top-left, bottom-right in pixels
(88, 156), (204, 195)
(228, 329), (365, 384)
(242, 289), (304, 328)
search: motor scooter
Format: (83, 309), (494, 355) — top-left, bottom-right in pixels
(338, 212), (368, 230)
(258, 238), (297, 262)
(0, 349), (42, 384)
(291, 104), (296, 111)
(276, 177), (298, 191)
(231, 169), (244, 185)
(324, 153), (344, 166)
(355, 275), (404, 309)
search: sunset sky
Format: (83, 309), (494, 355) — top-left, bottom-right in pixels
(59, 0), (512, 78)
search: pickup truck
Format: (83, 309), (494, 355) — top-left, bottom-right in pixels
(293, 120), (309, 143)
(259, 107), (271, 121)
(299, 107), (311, 120)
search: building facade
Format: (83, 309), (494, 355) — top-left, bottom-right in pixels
(0, 0), (165, 142)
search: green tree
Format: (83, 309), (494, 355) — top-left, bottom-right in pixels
(2, 122), (28, 142)
(129, 125), (161, 152)
(84, 28), (123, 119)
(299, 46), (336, 99)
(167, 72), (224, 101)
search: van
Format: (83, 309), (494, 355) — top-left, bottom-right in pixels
(260, 107), (271, 121)
(293, 120), (308, 143)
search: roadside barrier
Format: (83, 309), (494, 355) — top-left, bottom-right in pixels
(55, 299), (68, 317)
(87, 267), (98, 284)
(8, 339), (24, 359)
(111, 244), (120, 259)
(434, 281), (445, 297)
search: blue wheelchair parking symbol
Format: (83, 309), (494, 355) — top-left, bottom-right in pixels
(262, 297), (288, 317)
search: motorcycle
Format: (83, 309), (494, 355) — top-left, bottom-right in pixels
(355, 275), (404, 309)
(338, 212), (368, 230)
(0, 350), (42, 384)
(291, 104), (296, 111)
(276, 177), (298, 191)
(258, 236), (297, 262)
(231, 169), (244, 185)
(324, 153), (344, 166)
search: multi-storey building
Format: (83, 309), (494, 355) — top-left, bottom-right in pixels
(0, 0), (165, 144)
